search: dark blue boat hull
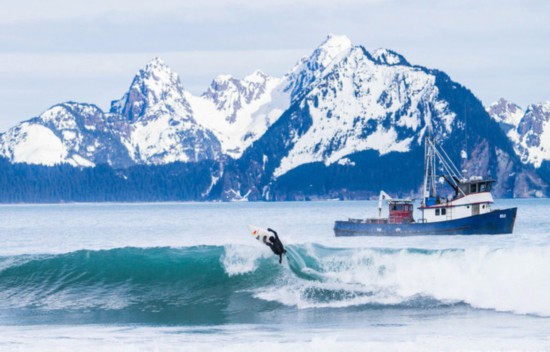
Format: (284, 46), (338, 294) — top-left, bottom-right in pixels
(334, 208), (517, 236)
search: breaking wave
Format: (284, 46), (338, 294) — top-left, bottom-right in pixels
(0, 244), (549, 324)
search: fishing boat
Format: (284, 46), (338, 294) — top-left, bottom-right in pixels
(334, 136), (517, 236)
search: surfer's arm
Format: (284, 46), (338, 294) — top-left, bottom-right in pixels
(267, 228), (278, 239)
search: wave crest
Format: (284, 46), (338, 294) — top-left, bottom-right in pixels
(0, 244), (548, 324)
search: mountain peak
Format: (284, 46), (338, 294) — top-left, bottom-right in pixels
(137, 56), (173, 76)
(283, 34), (353, 101)
(315, 34), (353, 68)
(371, 48), (410, 66)
(537, 100), (550, 112)
(110, 57), (190, 121)
(200, 68), (277, 126)
(145, 56), (167, 68)
(321, 33), (352, 47)
(487, 98), (524, 128)
(244, 69), (271, 84)
(140, 56), (179, 85)
(320, 33), (352, 51)
(514, 99), (550, 168)
(490, 97), (519, 109)
(213, 74), (234, 83)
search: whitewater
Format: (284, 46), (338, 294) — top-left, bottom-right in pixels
(0, 199), (549, 351)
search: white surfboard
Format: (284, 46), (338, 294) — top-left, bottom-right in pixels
(248, 225), (273, 245)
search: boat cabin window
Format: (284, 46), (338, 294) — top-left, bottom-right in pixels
(435, 209), (440, 216)
(390, 203), (413, 212)
(460, 181), (493, 195)
(441, 208), (446, 215)
(480, 182), (492, 192)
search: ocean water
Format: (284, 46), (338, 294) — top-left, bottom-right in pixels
(0, 199), (549, 351)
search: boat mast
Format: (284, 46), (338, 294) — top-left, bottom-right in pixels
(422, 135), (429, 206)
(430, 139), (437, 198)
(422, 134), (437, 205)
(422, 131), (467, 204)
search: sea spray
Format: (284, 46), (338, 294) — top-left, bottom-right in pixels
(256, 244), (550, 315)
(221, 245), (267, 276)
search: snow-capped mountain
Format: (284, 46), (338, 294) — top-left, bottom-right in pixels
(187, 33), (353, 159)
(110, 57), (222, 165)
(282, 33), (352, 102)
(371, 48), (410, 66)
(0, 34), (547, 201)
(487, 98), (524, 131)
(0, 34), (393, 168)
(273, 45), (455, 177)
(488, 99), (550, 168)
(187, 70), (286, 158)
(218, 38), (546, 199)
(0, 103), (132, 167)
(517, 102), (550, 167)
(0, 58), (223, 167)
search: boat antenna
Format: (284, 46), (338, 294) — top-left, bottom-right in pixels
(462, 101), (469, 177)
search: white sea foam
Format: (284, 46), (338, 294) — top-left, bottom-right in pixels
(255, 245), (550, 316)
(221, 244), (267, 276)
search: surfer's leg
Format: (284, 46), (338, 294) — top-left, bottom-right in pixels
(279, 254), (283, 264)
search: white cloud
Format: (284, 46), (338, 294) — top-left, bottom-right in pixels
(0, 0), (387, 24)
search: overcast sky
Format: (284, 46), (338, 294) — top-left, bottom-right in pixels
(0, 0), (548, 131)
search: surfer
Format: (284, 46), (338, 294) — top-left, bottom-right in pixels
(265, 228), (287, 264)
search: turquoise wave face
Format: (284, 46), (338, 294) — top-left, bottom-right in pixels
(0, 245), (447, 325)
(1, 244), (549, 325)
(0, 246), (280, 325)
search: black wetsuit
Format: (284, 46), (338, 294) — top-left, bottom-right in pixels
(266, 228), (286, 264)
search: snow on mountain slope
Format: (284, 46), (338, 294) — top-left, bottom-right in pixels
(282, 33), (353, 102)
(0, 57), (224, 167)
(0, 122), (69, 166)
(515, 101), (550, 167)
(488, 99), (550, 168)
(0, 102), (133, 167)
(274, 46), (455, 177)
(3, 33), (540, 186)
(188, 71), (286, 158)
(111, 57), (193, 123)
(0, 35), (454, 171)
(111, 57), (221, 164)
(188, 34), (354, 159)
(371, 48), (410, 66)
(487, 98), (524, 129)
(0, 35), (359, 166)
(200, 70), (277, 124)
(487, 98), (524, 143)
